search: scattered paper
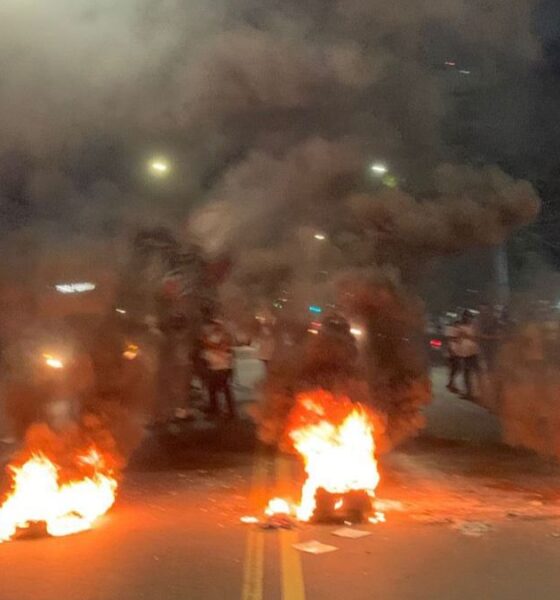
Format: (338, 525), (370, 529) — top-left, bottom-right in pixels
(293, 540), (339, 555)
(332, 527), (371, 539)
(453, 521), (492, 537)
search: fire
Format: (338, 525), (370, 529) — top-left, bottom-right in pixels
(265, 497), (292, 517)
(286, 390), (380, 522)
(0, 448), (117, 542)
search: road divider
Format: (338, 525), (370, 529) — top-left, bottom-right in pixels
(276, 455), (306, 600)
(241, 446), (270, 600)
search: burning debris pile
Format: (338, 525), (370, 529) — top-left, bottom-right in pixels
(0, 420), (121, 543)
(283, 390), (382, 524)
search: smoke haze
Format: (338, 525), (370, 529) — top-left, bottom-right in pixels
(0, 1), (546, 449)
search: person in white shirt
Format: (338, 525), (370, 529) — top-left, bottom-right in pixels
(202, 320), (236, 418)
(444, 320), (461, 393)
(455, 310), (481, 400)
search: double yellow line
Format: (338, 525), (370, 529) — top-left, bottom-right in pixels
(276, 455), (306, 600)
(241, 447), (268, 600)
(241, 449), (306, 600)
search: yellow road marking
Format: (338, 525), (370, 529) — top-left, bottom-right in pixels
(276, 455), (306, 600)
(242, 529), (265, 600)
(241, 447), (269, 600)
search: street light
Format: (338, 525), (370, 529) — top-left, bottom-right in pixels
(370, 163), (388, 176)
(148, 158), (171, 176)
(369, 161), (398, 188)
(314, 233), (327, 241)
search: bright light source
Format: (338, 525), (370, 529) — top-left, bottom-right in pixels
(444, 61), (456, 67)
(115, 308), (127, 315)
(265, 498), (291, 517)
(309, 305), (323, 314)
(459, 69), (471, 75)
(370, 163), (388, 175)
(55, 282), (96, 294)
(43, 354), (64, 370)
(314, 233), (326, 241)
(350, 327), (363, 338)
(149, 158), (170, 176)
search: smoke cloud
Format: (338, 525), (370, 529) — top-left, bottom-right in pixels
(0, 1), (544, 449)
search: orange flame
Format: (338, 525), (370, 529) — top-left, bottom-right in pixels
(265, 497), (292, 517)
(286, 390), (380, 522)
(0, 448), (117, 542)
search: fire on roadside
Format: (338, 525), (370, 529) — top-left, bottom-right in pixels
(0, 446), (118, 543)
(283, 390), (381, 522)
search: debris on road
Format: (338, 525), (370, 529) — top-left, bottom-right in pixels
(240, 516), (259, 524)
(374, 499), (405, 512)
(332, 527), (371, 539)
(368, 511), (386, 524)
(260, 514), (295, 530)
(411, 513), (453, 525)
(293, 540), (339, 555)
(259, 497), (297, 529)
(453, 521), (492, 537)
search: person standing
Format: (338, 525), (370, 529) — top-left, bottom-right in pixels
(456, 310), (481, 401)
(202, 319), (237, 419)
(253, 321), (276, 373)
(444, 318), (461, 393)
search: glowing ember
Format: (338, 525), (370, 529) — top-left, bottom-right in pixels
(286, 390), (380, 522)
(0, 448), (117, 542)
(265, 497), (292, 517)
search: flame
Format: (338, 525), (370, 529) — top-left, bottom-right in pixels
(0, 448), (117, 542)
(286, 390), (380, 522)
(265, 497), (292, 517)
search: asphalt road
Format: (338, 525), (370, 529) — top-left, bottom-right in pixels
(2, 361), (560, 600)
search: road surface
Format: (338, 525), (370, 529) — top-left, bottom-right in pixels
(1, 362), (560, 600)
